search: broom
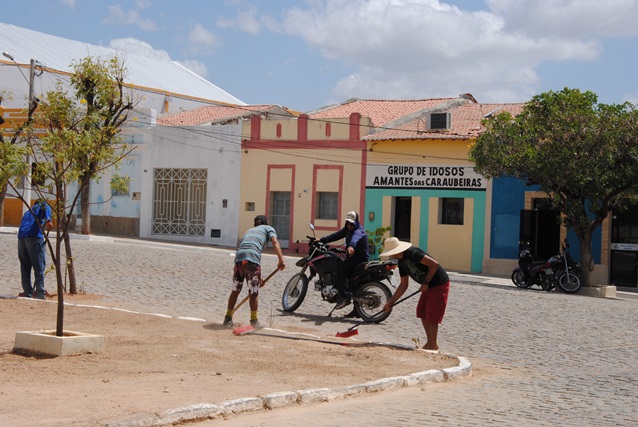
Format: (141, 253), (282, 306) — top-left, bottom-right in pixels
(230, 268), (279, 335)
(335, 289), (420, 338)
(236, 329), (414, 350)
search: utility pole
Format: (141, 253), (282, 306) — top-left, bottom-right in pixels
(23, 58), (35, 213)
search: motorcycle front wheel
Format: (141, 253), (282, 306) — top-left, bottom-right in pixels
(354, 282), (392, 322)
(282, 273), (308, 312)
(511, 270), (532, 288)
(557, 272), (581, 294)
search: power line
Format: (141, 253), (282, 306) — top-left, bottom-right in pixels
(127, 108), (470, 165)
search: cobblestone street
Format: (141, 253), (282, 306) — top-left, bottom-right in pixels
(1, 231), (636, 426)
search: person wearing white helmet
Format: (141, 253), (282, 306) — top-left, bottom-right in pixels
(319, 211), (369, 310)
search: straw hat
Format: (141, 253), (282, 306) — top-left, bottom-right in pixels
(379, 237), (412, 257)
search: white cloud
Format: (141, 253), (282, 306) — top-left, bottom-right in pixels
(273, 0), (632, 103)
(108, 38), (171, 62)
(108, 38), (208, 78)
(177, 60), (208, 78)
(217, 6), (266, 34)
(623, 93), (638, 106)
(187, 24), (220, 54)
(59, 0), (76, 9)
(487, 0), (638, 38)
(105, 4), (158, 31)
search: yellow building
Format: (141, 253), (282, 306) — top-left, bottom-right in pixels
(240, 113), (372, 251)
(305, 96), (524, 272)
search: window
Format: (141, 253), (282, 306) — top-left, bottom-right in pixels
(316, 192), (338, 220)
(111, 174), (131, 197)
(440, 198), (464, 225)
(152, 168), (207, 235)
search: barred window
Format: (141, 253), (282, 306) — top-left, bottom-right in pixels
(316, 192), (338, 220)
(440, 198), (464, 225)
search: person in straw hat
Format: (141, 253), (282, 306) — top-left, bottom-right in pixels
(380, 237), (450, 351)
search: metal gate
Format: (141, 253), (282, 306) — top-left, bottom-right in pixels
(152, 168), (207, 236)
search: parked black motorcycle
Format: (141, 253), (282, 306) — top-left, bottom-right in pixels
(511, 242), (581, 293)
(281, 224), (397, 322)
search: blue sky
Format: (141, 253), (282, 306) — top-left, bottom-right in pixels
(3, 0), (638, 111)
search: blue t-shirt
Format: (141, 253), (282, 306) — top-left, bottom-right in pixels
(234, 224), (277, 265)
(18, 202), (52, 239)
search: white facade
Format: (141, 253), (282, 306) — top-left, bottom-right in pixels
(135, 125), (242, 247)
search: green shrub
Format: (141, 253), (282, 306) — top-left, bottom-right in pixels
(367, 226), (392, 259)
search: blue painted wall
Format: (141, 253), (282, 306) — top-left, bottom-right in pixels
(490, 177), (601, 263)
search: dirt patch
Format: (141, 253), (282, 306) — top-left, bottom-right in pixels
(0, 296), (458, 427)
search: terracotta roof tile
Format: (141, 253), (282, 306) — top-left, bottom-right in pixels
(308, 98), (459, 128)
(158, 104), (291, 126)
(364, 102), (525, 140)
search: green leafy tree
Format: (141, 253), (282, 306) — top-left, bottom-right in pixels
(469, 88), (638, 288)
(4, 56), (136, 336)
(70, 56), (135, 236)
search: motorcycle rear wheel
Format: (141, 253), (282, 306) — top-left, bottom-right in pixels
(354, 282), (392, 322)
(557, 272), (581, 294)
(511, 270), (532, 288)
(281, 273), (308, 312)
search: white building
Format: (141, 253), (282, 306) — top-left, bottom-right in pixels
(0, 22), (256, 247)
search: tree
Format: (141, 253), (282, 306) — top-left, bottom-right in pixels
(4, 56), (136, 336)
(469, 88), (638, 288)
(70, 56), (135, 235)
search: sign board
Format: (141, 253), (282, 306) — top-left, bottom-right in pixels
(610, 243), (638, 251)
(366, 164), (486, 190)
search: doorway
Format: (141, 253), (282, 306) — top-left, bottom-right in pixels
(393, 197), (411, 241)
(610, 202), (638, 287)
(519, 203), (560, 259)
(269, 191), (290, 248)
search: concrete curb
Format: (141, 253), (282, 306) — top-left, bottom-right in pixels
(102, 352), (472, 427)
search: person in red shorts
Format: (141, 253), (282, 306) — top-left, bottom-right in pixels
(380, 237), (450, 351)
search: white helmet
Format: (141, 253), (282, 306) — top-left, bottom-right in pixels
(345, 211), (359, 225)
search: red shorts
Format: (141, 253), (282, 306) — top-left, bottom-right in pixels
(416, 281), (449, 324)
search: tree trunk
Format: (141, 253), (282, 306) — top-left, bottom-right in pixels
(63, 231), (78, 294)
(54, 228), (65, 336)
(577, 230), (594, 287)
(0, 183), (6, 226)
(80, 178), (91, 235)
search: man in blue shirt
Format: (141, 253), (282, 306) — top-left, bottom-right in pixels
(17, 200), (53, 299)
(320, 211), (369, 310)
